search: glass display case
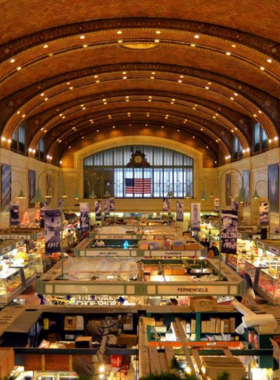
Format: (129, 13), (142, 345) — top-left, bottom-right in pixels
(257, 268), (280, 304)
(0, 267), (22, 305)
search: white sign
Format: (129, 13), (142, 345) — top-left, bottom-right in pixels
(158, 285), (228, 295)
(145, 250), (197, 257)
(95, 234), (137, 239)
(86, 250), (135, 257)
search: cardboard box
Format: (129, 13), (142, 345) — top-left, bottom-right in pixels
(142, 317), (156, 326)
(190, 297), (217, 312)
(64, 316), (76, 330)
(75, 336), (92, 348)
(117, 334), (138, 348)
(201, 357), (245, 380)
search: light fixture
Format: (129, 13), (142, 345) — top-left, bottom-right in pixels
(200, 189), (208, 201)
(74, 188), (80, 200)
(235, 186), (248, 203)
(17, 190), (26, 199)
(167, 191), (174, 198)
(184, 191), (191, 199)
(31, 188), (45, 204)
(210, 191), (214, 198)
(253, 189), (260, 199)
(103, 190), (111, 198)
(90, 190), (97, 199)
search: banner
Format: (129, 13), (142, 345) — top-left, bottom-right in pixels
(225, 173), (231, 206)
(191, 203), (201, 231)
(80, 203), (90, 231)
(260, 201), (269, 226)
(176, 201), (184, 222)
(1, 164), (11, 212)
(268, 164), (279, 213)
(214, 198), (219, 212)
(231, 200), (239, 212)
(243, 170), (250, 207)
(28, 170), (36, 208)
(40, 201), (48, 228)
(221, 210), (238, 254)
(110, 197), (115, 212)
(95, 200), (102, 221)
(104, 198), (110, 215)
(44, 209), (61, 254)
(10, 201), (20, 226)
(163, 197), (171, 213)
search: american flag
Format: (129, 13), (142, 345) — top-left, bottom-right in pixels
(125, 178), (152, 194)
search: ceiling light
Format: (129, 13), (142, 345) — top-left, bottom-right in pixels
(44, 97), (48, 101)
(234, 93), (238, 96)
(258, 110), (262, 114)
(118, 40), (123, 43)
(17, 111), (20, 114)
(96, 130), (99, 133)
(150, 76), (154, 79)
(82, 136), (84, 139)
(154, 39), (160, 43)
(194, 34), (199, 39)
(161, 126), (164, 128)
(10, 58), (15, 63)
(172, 98), (175, 101)
(178, 80), (182, 83)
(67, 82), (70, 85)
(208, 82), (212, 85)
(112, 125), (116, 128)
(226, 52), (231, 56)
(232, 44), (236, 48)
(151, 72), (156, 75)
(205, 86), (209, 90)
(82, 107), (86, 110)
(117, 30), (122, 34)
(190, 43), (196, 47)
(192, 136), (195, 139)
(177, 130), (180, 132)
(274, 136), (279, 141)
(230, 97), (234, 100)
(123, 71), (126, 74)
(44, 44), (48, 48)
(69, 86), (73, 90)
(156, 30), (161, 34)
(96, 80), (100, 83)
(1, 137), (5, 141)
(183, 119), (187, 123)
(83, 44), (88, 48)
(180, 75), (184, 78)
(41, 93), (44, 96)
(17, 66), (22, 71)
(201, 128), (203, 131)
(80, 35), (85, 39)
(253, 113), (257, 117)
(260, 66), (265, 71)
(267, 58), (272, 63)
(123, 76), (127, 79)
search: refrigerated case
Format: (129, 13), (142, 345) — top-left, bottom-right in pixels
(257, 268), (280, 304)
(0, 267), (22, 306)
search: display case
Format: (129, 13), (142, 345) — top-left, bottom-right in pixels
(257, 268), (280, 304)
(0, 267), (22, 306)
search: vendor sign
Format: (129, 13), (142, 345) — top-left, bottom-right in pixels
(176, 201), (184, 222)
(191, 203), (200, 231)
(10, 201), (20, 225)
(44, 209), (61, 254)
(221, 210), (238, 254)
(80, 202), (90, 231)
(260, 201), (269, 226)
(95, 200), (102, 221)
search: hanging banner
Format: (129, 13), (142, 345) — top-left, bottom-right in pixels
(10, 201), (20, 226)
(80, 203), (90, 231)
(21, 209), (30, 225)
(260, 201), (269, 226)
(95, 200), (102, 221)
(110, 197), (115, 212)
(221, 210), (238, 254)
(40, 202), (48, 228)
(44, 209), (61, 254)
(104, 198), (110, 215)
(231, 200), (239, 212)
(214, 198), (219, 212)
(176, 201), (184, 222)
(163, 197), (171, 213)
(58, 198), (64, 209)
(191, 203), (201, 231)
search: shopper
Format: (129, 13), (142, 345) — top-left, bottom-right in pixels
(209, 241), (219, 257)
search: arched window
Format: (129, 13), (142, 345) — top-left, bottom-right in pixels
(83, 146), (193, 198)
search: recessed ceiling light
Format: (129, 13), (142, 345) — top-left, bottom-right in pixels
(112, 125), (116, 128)
(172, 98), (175, 101)
(123, 71), (126, 74)
(44, 44), (48, 48)
(17, 66), (22, 71)
(150, 76), (154, 79)
(253, 113), (257, 117)
(82, 136), (84, 139)
(156, 30), (161, 34)
(201, 128), (203, 131)
(161, 126), (164, 128)
(17, 111), (20, 114)
(226, 52), (231, 56)
(80, 35), (85, 39)
(41, 93), (44, 96)
(178, 80), (182, 83)
(205, 86), (209, 90)
(96, 80), (100, 83)
(230, 97), (234, 100)
(69, 86), (73, 90)
(117, 30), (122, 34)
(10, 58), (15, 63)
(118, 40), (123, 43)
(231, 44), (236, 48)
(208, 82), (212, 85)
(44, 97), (48, 101)
(83, 44), (88, 48)
(154, 39), (160, 43)
(258, 110), (262, 114)
(151, 72), (156, 75)
(190, 44), (196, 47)
(192, 136), (195, 138)
(234, 93), (238, 96)
(194, 34), (199, 39)
(260, 66), (265, 71)
(126, 96), (129, 99)
(177, 130), (180, 132)
(94, 75), (98, 78)
(97, 130), (99, 132)
(123, 76), (127, 79)
(267, 58), (272, 63)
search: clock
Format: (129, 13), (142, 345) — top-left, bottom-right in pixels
(134, 155), (143, 164)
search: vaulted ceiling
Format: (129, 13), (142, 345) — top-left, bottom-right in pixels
(1, 0), (280, 168)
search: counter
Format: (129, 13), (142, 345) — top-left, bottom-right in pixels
(257, 268), (280, 304)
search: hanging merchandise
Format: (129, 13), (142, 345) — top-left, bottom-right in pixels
(221, 210), (238, 254)
(44, 209), (61, 254)
(21, 209), (30, 225)
(80, 203), (90, 231)
(109, 197), (115, 212)
(260, 201), (269, 226)
(10, 201), (20, 226)
(191, 203), (201, 231)
(104, 198), (110, 215)
(162, 197), (171, 213)
(176, 200), (184, 222)
(231, 200), (239, 212)
(95, 200), (102, 221)
(214, 198), (219, 212)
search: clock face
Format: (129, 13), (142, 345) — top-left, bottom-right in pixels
(134, 155), (143, 164)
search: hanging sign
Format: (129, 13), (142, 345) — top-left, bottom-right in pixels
(95, 200), (102, 221)
(104, 198), (110, 215)
(10, 201), (20, 226)
(110, 197), (115, 212)
(260, 201), (269, 226)
(163, 197), (171, 213)
(191, 203), (201, 231)
(214, 198), (219, 212)
(176, 201), (184, 222)
(80, 203), (90, 231)
(231, 200), (239, 212)
(221, 210), (238, 254)
(44, 209), (61, 254)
